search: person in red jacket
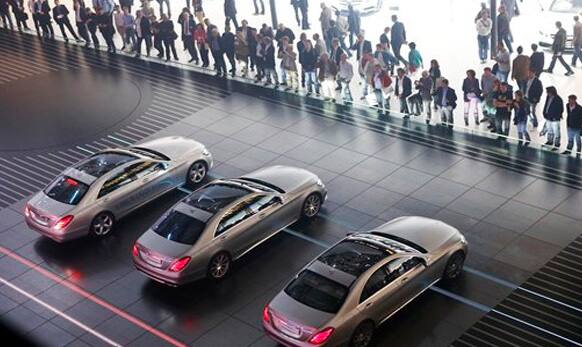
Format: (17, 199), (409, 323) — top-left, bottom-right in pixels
(370, 64), (392, 115)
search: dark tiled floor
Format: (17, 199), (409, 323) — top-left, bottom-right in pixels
(1, 31), (581, 347)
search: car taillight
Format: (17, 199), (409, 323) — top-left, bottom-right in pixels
(132, 244), (139, 257)
(24, 205), (31, 217)
(169, 256), (191, 272)
(308, 327), (334, 345)
(54, 215), (74, 231)
(262, 305), (271, 325)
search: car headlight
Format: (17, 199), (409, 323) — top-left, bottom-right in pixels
(460, 234), (467, 245)
(316, 178), (324, 187)
(202, 148), (210, 156)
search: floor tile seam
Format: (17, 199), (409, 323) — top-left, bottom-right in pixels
(479, 200), (553, 235)
(254, 128), (312, 155)
(521, 209), (582, 246)
(186, 313), (240, 345)
(207, 114), (261, 137)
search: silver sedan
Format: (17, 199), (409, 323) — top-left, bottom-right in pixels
(133, 165), (327, 286)
(25, 136), (213, 242)
(263, 216), (468, 347)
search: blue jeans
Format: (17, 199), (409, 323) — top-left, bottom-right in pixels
(304, 71), (318, 93)
(516, 121), (530, 141)
(498, 33), (513, 53)
(545, 120), (561, 147)
(478, 35), (489, 60)
(496, 70), (509, 82)
(566, 127), (582, 152)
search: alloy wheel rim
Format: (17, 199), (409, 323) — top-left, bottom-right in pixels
(353, 327), (372, 347)
(210, 254), (229, 278)
(304, 195), (321, 217)
(93, 215), (113, 235)
(447, 255), (463, 278)
(190, 163), (206, 183)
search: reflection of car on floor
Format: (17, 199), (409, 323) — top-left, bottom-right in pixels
(25, 136), (212, 242)
(330, 0), (384, 16)
(263, 216), (468, 347)
(537, 0), (581, 53)
(133, 166), (327, 286)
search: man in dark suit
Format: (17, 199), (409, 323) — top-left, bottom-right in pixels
(394, 68), (412, 117)
(525, 70), (543, 127)
(224, 0), (237, 30)
(433, 78), (458, 128)
(529, 43), (544, 77)
(178, 9), (198, 63)
(329, 37), (344, 66)
(350, 33), (371, 62)
(390, 15), (407, 65)
(346, 4), (359, 46)
(134, 9), (151, 57)
(564, 94), (582, 154)
(542, 86), (564, 149)
(52, 0), (79, 41)
(222, 25), (236, 76)
(209, 27), (227, 77)
(545, 21), (574, 76)
(39, 0), (54, 38)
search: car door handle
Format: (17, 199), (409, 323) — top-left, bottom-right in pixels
(365, 301), (374, 308)
(220, 235), (228, 240)
(400, 277), (409, 283)
(258, 212), (266, 219)
(142, 177), (150, 183)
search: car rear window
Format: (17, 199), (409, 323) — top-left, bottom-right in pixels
(44, 176), (89, 205)
(284, 270), (348, 314)
(153, 210), (206, 245)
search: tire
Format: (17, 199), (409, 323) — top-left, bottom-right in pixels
(442, 251), (465, 281)
(207, 252), (231, 280)
(350, 321), (375, 347)
(301, 193), (322, 220)
(186, 161), (208, 186)
(90, 212), (115, 238)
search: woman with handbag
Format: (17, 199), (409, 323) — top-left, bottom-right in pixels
(159, 13), (178, 61)
(12, 0), (29, 30)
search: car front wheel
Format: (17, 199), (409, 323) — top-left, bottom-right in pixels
(186, 161), (208, 186)
(350, 321), (375, 347)
(301, 193), (322, 220)
(90, 212), (115, 237)
(442, 251), (465, 281)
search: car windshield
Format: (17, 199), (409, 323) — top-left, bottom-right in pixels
(550, 0), (582, 12)
(318, 240), (388, 277)
(153, 210), (206, 245)
(285, 270), (348, 314)
(44, 176), (90, 205)
(75, 152), (137, 178)
(184, 184), (251, 213)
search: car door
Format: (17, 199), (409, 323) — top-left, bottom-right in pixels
(356, 258), (410, 324)
(246, 194), (292, 245)
(96, 165), (142, 217)
(392, 257), (431, 308)
(133, 161), (175, 203)
(213, 196), (264, 259)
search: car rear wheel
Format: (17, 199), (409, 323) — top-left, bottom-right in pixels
(442, 251), (465, 281)
(301, 193), (322, 220)
(207, 252), (231, 280)
(90, 212), (115, 237)
(187, 161), (208, 186)
(350, 321), (375, 347)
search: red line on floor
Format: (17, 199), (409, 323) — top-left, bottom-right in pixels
(0, 246), (188, 347)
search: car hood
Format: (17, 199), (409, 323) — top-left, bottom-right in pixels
(373, 216), (460, 253)
(242, 166), (318, 193)
(27, 191), (76, 222)
(135, 136), (205, 161)
(269, 290), (336, 335)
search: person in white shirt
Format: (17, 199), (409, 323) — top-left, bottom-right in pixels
(337, 53), (353, 103)
(476, 11), (492, 64)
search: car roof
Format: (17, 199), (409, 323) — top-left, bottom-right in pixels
(313, 238), (392, 283)
(74, 150), (139, 179)
(183, 182), (253, 214)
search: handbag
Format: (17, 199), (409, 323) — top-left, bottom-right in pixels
(170, 30), (178, 40)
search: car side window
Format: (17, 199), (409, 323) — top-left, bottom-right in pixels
(215, 196), (263, 236)
(134, 161), (163, 179)
(98, 161), (148, 198)
(247, 195), (280, 214)
(402, 257), (423, 272)
(359, 258), (407, 303)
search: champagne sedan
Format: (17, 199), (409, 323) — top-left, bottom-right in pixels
(25, 136), (213, 242)
(133, 166), (327, 286)
(263, 216), (468, 347)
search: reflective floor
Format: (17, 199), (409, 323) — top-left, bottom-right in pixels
(0, 30), (581, 347)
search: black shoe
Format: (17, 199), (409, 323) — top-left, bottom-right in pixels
(551, 147), (559, 151)
(464, 119), (469, 126)
(543, 69), (553, 74)
(565, 71), (574, 76)
(425, 119), (430, 125)
(188, 58), (195, 63)
(562, 150), (572, 155)
(544, 141), (552, 146)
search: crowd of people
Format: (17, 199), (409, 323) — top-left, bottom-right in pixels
(0, 0), (581, 153)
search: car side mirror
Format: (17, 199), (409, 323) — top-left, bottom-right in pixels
(156, 162), (169, 170)
(271, 196), (283, 204)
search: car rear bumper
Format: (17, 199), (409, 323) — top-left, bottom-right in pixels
(25, 218), (86, 243)
(263, 321), (309, 347)
(133, 257), (204, 287)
